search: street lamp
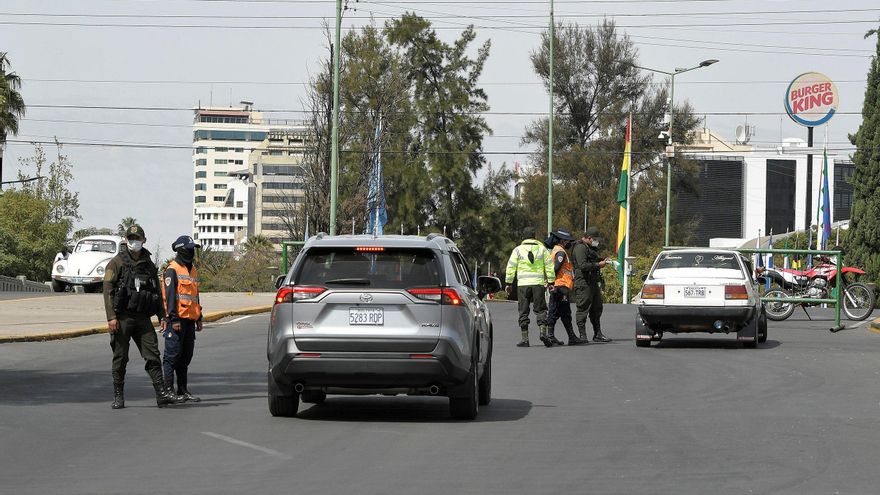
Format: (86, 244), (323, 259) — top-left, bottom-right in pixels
(633, 59), (718, 246)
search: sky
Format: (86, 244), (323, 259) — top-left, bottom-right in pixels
(2, 0), (877, 256)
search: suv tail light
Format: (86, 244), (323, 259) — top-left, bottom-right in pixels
(407, 287), (463, 305)
(725, 285), (749, 300)
(642, 284), (664, 299)
(275, 286), (326, 304)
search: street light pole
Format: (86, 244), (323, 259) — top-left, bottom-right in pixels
(547, 0), (555, 234)
(633, 59), (718, 247)
(329, 0), (343, 236)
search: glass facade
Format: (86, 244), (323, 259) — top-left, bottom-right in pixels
(765, 159), (797, 235)
(193, 130), (268, 142)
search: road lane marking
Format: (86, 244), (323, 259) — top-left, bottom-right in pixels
(201, 431), (292, 460)
(218, 315), (254, 325)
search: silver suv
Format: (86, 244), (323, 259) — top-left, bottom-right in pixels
(267, 234), (501, 420)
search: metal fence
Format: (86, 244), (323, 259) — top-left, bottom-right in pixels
(0, 275), (51, 293)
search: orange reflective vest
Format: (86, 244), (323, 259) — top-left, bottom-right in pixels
(162, 260), (202, 321)
(551, 245), (574, 290)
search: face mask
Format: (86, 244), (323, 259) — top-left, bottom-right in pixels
(128, 240), (144, 252)
(178, 248), (195, 263)
(591, 240), (599, 248)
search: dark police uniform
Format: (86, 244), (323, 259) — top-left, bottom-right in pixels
(102, 225), (178, 408)
(161, 235), (203, 402)
(570, 231), (606, 342)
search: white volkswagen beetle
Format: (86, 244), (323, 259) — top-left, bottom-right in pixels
(51, 235), (123, 292)
(636, 249), (767, 348)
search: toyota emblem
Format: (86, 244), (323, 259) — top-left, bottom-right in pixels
(360, 293), (373, 303)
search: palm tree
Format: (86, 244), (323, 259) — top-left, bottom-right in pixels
(0, 52), (26, 188)
(243, 234), (273, 254)
(116, 216), (138, 236)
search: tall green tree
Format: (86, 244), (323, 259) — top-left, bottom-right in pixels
(847, 27), (880, 283)
(17, 140), (80, 228)
(0, 52), (25, 187)
(0, 190), (67, 280)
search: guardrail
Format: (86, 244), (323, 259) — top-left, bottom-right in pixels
(737, 248), (844, 332)
(0, 275), (51, 293)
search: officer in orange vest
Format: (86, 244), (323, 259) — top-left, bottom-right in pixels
(161, 235), (203, 402)
(547, 229), (588, 346)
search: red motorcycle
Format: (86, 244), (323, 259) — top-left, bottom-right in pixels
(757, 258), (876, 321)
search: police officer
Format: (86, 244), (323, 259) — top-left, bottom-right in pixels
(546, 229), (588, 346)
(570, 227), (613, 343)
(161, 235), (204, 402)
(505, 237), (556, 347)
(103, 225), (179, 409)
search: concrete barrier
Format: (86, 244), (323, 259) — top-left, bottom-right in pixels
(0, 275), (50, 293)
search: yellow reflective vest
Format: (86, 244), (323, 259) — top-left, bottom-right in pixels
(505, 239), (555, 287)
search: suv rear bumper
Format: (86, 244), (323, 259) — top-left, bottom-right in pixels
(269, 339), (470, 392)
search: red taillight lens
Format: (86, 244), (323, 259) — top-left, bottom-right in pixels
(407, 287), (463, 305)
(275, 286), (326, 304)
(725, 285), (749, 300)
(642, 284), (664, 299)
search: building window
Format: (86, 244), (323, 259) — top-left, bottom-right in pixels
(221, 213), (227, 220)
(214, 171), (227, 177)
(195, 196), (206, 203)
(263, 165), (304, 176)
(195, 147), (207, 154)
(262, 223), (287, 231)
(193, 130), (267, 142)
(195, 171), (207, 179)
(238, 213), (244, 220)
(196, 159), (207, 166)
(236, 202), (244, 208)
(269, 150), (283, 156)
(214, 184), (227, 190)
(215, 147), (228, 153)
(195, 183), (207, 191)
(264, 182), (303, 190)
(234, 147), (244, 153)
(214, 196), (225, 202)
(215, 159), (228, 165)
(233, 160), (244, 165)
(221, 226), (227, 233)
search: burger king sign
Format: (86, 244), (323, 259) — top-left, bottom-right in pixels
(784, 72), (839, 127)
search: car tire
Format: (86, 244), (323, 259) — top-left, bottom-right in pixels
(300, 391), (326, 404)
(51, 279), (66, 293)
(450, 354), (479, 420)
(477, 356), (491, 406)
(758, 307), (768, 344)
(268, 392), (300, 417)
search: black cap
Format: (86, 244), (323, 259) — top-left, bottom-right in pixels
(552, 229), (574, 241)
(125, 224), (146, 240)
(172, 235), (201, 251)
(583, 226), (601, 239)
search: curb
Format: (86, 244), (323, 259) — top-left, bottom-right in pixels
(0, 305), (272, 344)
(870, 316), (880, 335)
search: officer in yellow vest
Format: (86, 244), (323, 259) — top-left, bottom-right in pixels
(505, 237), (556, 347)
(161, 235), (203, 402)
(547, 229), (588, 346)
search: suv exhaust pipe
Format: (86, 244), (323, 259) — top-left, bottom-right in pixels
(294, 382), (305, 393)
(428, 385), (440, 395)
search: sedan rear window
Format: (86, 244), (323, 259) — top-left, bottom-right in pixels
(654, 252), (741, 270)
(295, 247), (442, 289)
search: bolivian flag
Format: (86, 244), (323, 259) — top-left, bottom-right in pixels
(616, 114), (631, 286)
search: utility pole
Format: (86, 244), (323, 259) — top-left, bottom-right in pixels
(547, 0), (555, 234)
(329, 0), (343, 236)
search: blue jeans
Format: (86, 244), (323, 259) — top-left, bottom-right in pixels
(162, 319), (196, 392)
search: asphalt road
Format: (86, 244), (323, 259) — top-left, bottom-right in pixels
(1, 303), (878, 495)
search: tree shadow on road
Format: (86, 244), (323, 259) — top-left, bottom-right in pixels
(296, 397), (532, 423)
(0, 369), (265, 406)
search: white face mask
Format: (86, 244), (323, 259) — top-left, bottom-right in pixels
(128, 240), (144, 252)
(591, 240), (599, 248)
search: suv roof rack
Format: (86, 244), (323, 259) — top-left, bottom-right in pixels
(425, 233), (442, 241)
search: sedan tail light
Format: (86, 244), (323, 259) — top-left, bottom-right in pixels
(642, 284), (664, 299)
(275, 286), (326, 304)
(725, 285), (749, 300)
(407, 287), (463, 305)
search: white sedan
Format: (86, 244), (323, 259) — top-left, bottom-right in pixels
(51, 235), (123, 292)
(636, 249), (767, 348)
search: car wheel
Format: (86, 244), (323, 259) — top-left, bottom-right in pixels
(268, 391), (300, 417)
(450, 354), (479, 420)
(477, 356), (491, 406)
(301, 391), (326, 404)
(51, 279), (66, 293)
(758, 308), (768, 344)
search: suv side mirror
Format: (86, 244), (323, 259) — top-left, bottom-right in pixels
(274, 274), (286, 290)
(476, 276), (502, 300)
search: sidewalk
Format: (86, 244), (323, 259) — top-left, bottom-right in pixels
(0, 292), (274, 343)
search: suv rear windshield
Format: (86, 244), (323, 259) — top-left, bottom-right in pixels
(295, 247), (442, 289)
(654, 252), (741, 270)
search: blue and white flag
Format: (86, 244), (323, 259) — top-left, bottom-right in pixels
(818, 148), (832, 250)
(365, 118), (388, 236)
(766, 231), (773, 290)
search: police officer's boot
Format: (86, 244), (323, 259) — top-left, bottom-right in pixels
(111, 382), (125, 409)
(546, 324), (563, 346)
(539, 325), (553, 348)
(153, 380), (180, 407)
(592, 324), (612, 343)
(565, 323), (587, 346)
(516, 327), (530, 347)
(176, 373), (200, 402)
(578, 326), (589, 342)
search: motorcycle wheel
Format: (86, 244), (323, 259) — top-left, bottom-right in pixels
(842, 283), (876, 321)
(764, 289), (795, 321)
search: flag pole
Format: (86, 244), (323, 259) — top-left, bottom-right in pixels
(623, 113), (633, 304)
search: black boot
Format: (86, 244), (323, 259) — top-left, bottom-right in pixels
(111, 382), (125, 409)
(153, 380), (180, 407)
(547, 325), (564, 346)
(592, 326), (612, 343)
(177, 389), (201, 402)
(566, 325), (588, 345)
(539, 325), (553, 348)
